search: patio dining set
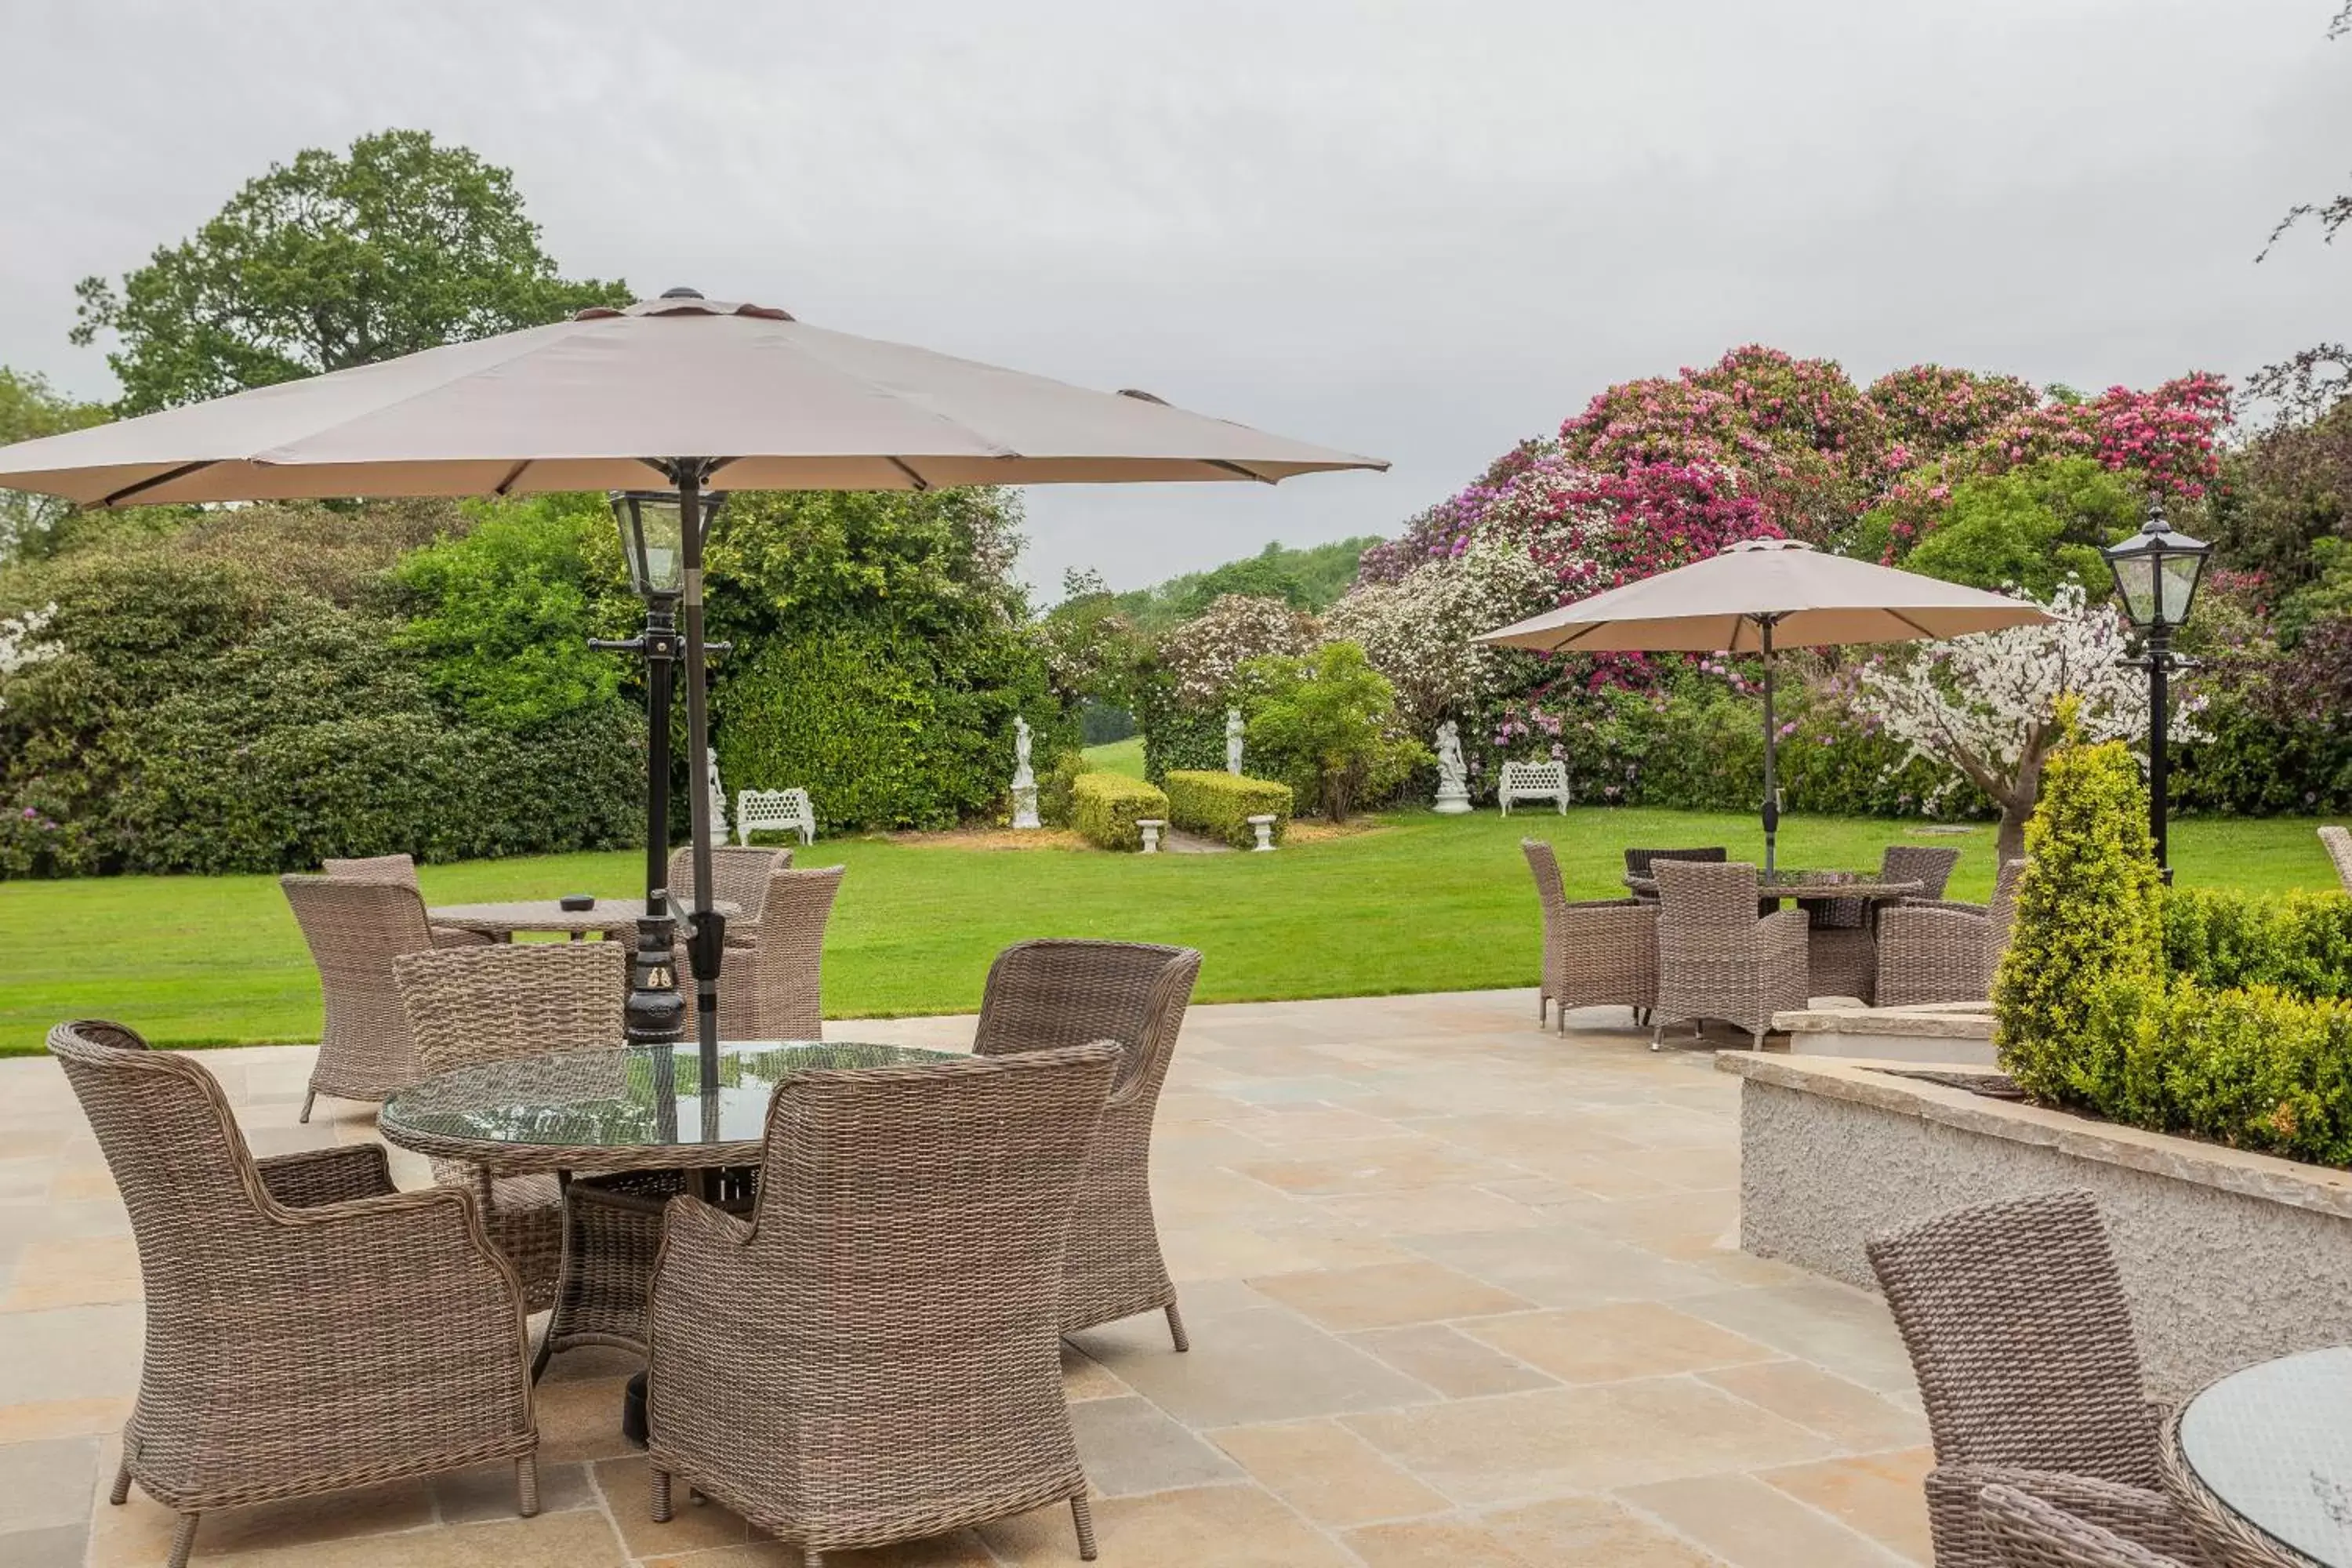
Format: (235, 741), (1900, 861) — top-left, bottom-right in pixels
(48, 843), (1208, 1568)
(1524, 839), (2027, 1047)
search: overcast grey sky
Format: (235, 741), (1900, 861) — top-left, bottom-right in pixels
(5, 1), (2347, 596)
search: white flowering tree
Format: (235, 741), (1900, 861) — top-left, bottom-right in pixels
(1851, 580), (2187, 859)
(0, 603), (58, 715)
(1156, 593), (1321, 709)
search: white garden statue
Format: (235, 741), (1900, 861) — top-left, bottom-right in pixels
(707, 747), (728, 840)
(1433, 719), (1472, 815)
(1011, 716), (1041, 829)
(1225, 706), (1245, 775)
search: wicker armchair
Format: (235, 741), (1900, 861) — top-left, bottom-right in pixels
(666, 844), (791, 934)
(1867, 1189), (2194, 1568)
(1623, 845), (1727, 901)
(1524, 839), (1657, 1031)
(1649, 860), (1809, 1050)
(1980, 1477), (2205, 1568)
(395, 942), (629, 1312)
(281, 874), (444, 1121)
(1874, 857), (2027, 1008)
(974, 938), (1201, 1349)
(646, 1044), (1121, 1564)
(321, 853), (492, 948)
(676, 865), (844, 1040)
(2321, 826), (2352, 895)
(1802, 846), (1962, 1002)
(49, 1020), (537, 1568)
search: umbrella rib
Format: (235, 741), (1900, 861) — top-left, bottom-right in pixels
(99, 461), (215, 509)
(1885, 608), (1940, 639)
(1208, 459), (1276, 485)
(886, 457), (932, 492)
(492, 459), (532, 496)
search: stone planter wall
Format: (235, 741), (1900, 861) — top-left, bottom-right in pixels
(1722, 1053), (2352, 1398)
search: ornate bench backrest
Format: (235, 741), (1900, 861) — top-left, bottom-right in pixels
(736, 787), (816, 844)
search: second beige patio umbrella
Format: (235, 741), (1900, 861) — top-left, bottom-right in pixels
(0, 289), (1387, 1086)
(1475, 537), (2049, 873)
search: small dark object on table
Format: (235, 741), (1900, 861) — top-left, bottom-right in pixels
(558, 894), (597, 913)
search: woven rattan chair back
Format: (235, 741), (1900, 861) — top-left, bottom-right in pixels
(322, 852), (422, 889)
(281, 873), (440, 1117)
(1652, 858), (1761, 956)
(48, 1019), (540, 1564)
(395, 941), (627, 1077)
(1979, 1481), (2191, 1568)
(675, 865), (845, 1039)
(1882, 844), (1962, 900)
(667, 844), (791, 924)
(1868, 1189), (2162, 1483)
(1523, 838), (1572, 926)
(2321, 826), (2352, 894)
(974, 938), (1203, 1345)
(1624, 845), (1728, 880)
(645, 1044), (1120, 1559)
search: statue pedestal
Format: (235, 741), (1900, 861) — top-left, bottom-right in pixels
(1432, 783), (1473, 815)
(1011, 783), (1040, 830)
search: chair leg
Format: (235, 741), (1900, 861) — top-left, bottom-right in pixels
(516, 1455), (539, 1518)
(109, 1457), (132, 1505)
(1072, 1494), (1100, 1561)
(299, 1089), (315, 1124)
(167, 1514), (200, 1568)
(1165, 1301), (1190, 1352)
(650, 1467), (673, 1523)
(1751, 1029), (1766, 1051)
(1650, 1022), (1664, 1051)
(1536, 992), (1547, 1024)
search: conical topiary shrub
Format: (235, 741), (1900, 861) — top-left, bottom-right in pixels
(1993, 710), (2165, 1108)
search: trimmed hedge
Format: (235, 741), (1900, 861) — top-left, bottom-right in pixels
(1072, 771), (1167, 851)
(1165, 770), (1292, 849)
(1039, 750), (1091, 828)
(2165, 887), (2352, 1001)
(2073, 975), (2352, 1168)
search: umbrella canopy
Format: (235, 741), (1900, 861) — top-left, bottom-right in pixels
(1, 288), (1383, 1087)
(1475, 537), (2050, 653)
(1474, 538), (2053, 873)
(0, 292), (1385, 507)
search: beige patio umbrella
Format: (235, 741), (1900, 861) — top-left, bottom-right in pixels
(1475, 537), (2049, 872)
(0, 289), (1386, 1082)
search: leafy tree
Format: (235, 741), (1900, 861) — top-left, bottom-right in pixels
(0, 368), (110, 561)
(1239, 640), (1427, 821)
(2259, 2), (2352, 259)
(71, 129), (628, 413)
(1897, 458), (2141, 598)
(387, 495), (622, 728)
(1112, 537), (1383, 630)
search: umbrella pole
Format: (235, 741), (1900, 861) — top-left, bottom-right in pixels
(677, 466), (726, 1137)
(1759, 616), (1779, 877)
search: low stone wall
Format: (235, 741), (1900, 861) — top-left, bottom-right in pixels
(1723, 1053), (2352, 1398)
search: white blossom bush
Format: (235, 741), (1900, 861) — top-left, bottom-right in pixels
(1323, 536), (1555, 733)
(0, 603), (58, 714)
(1850, 579), (2198, 858)
(1156, 593), (1320, 708)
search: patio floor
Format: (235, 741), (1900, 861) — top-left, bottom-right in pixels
(0, 990), (1932, 1567)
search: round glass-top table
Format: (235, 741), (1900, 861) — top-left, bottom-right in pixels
(379, 1040), (963, 1175)
(1621, 871), (1924, 902)
(2166, 1345), (2352, 1567)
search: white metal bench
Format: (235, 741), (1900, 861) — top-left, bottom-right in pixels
(1497, 759), (1570, 815)
(736, 787), (816, 846)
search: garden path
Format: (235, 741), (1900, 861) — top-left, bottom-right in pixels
(0, 991), (1930, 1567)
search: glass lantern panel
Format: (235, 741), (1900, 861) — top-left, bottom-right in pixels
(2108, 550), (2158, 627)
(2159, 552), (2202, 626)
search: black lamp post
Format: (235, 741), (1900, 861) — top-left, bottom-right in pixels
(595, 485), (728, 1047)
(2103, 499), (2211, 881)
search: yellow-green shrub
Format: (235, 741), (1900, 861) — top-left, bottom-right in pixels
(1164, 770), (1292, 849)
(1071, 771), (1167, 851)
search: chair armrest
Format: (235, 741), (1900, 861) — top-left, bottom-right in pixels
(1950, 1465), (2205, 1563)
(1876, 906), (1988, 951)
(255, 1143), (396, 1208)
(1759, 906), (1810, 954)
(662, 1191), (755, 1257)
(430, 924), (496, 948)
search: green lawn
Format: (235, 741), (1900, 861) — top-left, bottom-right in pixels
(0, 806), (2338, 1055)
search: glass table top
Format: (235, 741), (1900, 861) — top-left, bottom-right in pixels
(2179, 1345), (2352, 1567)
(379, 1040), (962, 1153)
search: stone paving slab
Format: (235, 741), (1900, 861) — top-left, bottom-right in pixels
(0, 991), (1929, 1566)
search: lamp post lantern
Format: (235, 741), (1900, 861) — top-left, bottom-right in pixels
(596, 485), (728, 1047)
(2103, 499), (2211, 881)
